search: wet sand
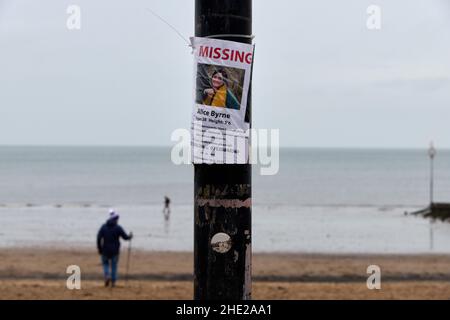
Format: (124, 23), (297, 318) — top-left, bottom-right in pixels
(1, 248), (450, 299)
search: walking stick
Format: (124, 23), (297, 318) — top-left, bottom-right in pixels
(125, 236), (132, 283)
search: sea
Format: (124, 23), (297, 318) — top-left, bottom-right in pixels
(1, 146), (450, 254)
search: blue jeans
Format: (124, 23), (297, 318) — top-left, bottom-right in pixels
(101, 255), (119, 283)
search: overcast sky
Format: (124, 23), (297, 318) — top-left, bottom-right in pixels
(1, 0), (450, 148)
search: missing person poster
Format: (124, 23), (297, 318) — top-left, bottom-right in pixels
(191, 37), (254, 164)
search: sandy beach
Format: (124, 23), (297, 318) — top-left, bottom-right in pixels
(1, 248), (450, 300)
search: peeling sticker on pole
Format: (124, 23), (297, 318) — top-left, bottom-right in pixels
(196, 198), (251, 208)
(190, 37), (255, 164)
(211, 233), (232, 253)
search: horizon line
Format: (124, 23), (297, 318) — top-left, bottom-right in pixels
(0, 144), (449, 151)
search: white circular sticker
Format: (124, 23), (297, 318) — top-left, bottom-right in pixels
(211, 232), (232, 253)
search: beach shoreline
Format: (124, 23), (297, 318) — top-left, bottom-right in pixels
(1, 248), (450, 299)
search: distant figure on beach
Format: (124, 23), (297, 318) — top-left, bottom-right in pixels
(163, 196), (171, 216)
(163, 196), (171, 234)
(96, 209), (133, 288)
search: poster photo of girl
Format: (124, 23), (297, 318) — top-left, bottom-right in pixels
(196, 64), (245, 110)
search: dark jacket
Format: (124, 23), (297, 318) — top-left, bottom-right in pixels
(97, 219), (131, 258)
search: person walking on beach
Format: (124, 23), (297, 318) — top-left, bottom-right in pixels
(163, 196), (171, 234)
(97, 209), (133, 287)
(163, 196), (171, 216)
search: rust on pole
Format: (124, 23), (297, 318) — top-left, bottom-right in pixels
(194, 0), (252, 300)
